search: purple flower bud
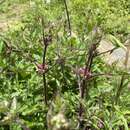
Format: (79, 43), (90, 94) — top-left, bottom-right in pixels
(36, 63), (48, 74)
(76, 67), (92, 78)
(98, 121), (104, 129)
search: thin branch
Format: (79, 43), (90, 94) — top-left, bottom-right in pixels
(63, 0), (71, 36)
(114, 75), (125, 105)
(41, 17), (48, 106)
(96, 47), (116, 57)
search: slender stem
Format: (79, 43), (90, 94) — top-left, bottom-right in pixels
(43, 45), (47, 65)
(41, 17), (48, 105)
(63, 0), (71, 36)
(78, 43), (97, 128)
(96, 47), (116, 57)
(43, 46), (48, 105)
(41, 17), (48, 130)
(114, 75), (125, 105)
(114, 47), (129, 105)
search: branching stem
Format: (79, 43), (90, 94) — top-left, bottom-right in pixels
(78, 43), (97, 128)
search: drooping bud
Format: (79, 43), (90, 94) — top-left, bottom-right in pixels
(36, 63), (48, 74)
(76, 67), (92, 79)
(44, 35), (52, 46)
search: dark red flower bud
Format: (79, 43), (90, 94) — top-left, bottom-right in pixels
(76, 67), (92, 79)
(97, 121), (104, 129)
(36, 63), (48, 74)
(56, 58), (65, 65)
(44, 35), (52, 46)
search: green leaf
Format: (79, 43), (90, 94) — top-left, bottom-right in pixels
(107, 35), (127, 50)
(120, 115), (129, 130)
(0, 100), (9, 112)
(0, 40), (4, 53)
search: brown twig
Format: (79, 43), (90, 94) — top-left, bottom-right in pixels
(96, 47), (116, 57)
